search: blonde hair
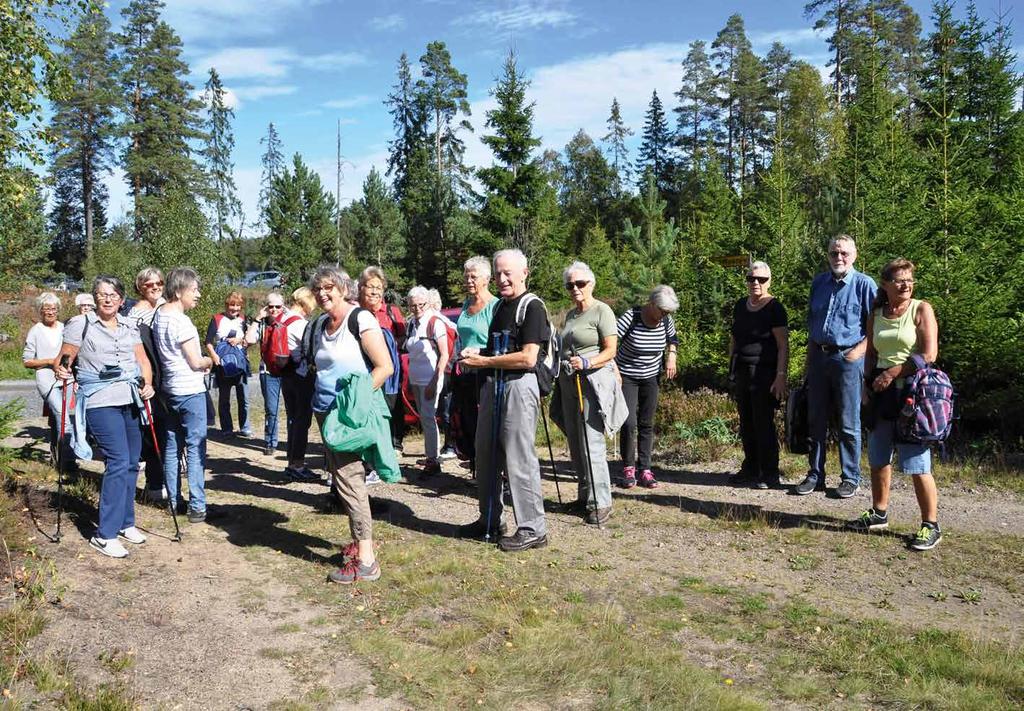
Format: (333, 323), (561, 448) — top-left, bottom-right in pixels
(290, 286), (316, 314)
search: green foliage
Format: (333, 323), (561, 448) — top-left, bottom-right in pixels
(0, 170), (52, 290)
(344, 168), (406, 282)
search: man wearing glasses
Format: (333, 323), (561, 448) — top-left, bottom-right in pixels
(245, 293), (289, 457)
(796, 235), (877, 498)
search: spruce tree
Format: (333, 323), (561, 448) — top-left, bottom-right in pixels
(385, 53), (429, 202)
(601, 97), (633, 192)
(559, 130), (617, 255)
(348, 168), (406, 280)
(0, 169), (51, 290)
(634, 90), (674, 194)
(202, 67), (241, 240)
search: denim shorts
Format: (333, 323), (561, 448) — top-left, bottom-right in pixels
(868, 418), (931, 474)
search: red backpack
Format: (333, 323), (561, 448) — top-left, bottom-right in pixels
(428, 314), (458, 371)
(261, 314), (300, 375)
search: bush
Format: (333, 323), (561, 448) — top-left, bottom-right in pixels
(655, 385), (740, 462)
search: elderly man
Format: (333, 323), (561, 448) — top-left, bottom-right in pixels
(796, 236), (877, 498)
(459, 249), (549, 552)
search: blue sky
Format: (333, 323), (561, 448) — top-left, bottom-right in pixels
(97, 0), (1023, 226)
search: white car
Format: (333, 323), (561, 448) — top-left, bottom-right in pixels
(244, 271), (282, 288)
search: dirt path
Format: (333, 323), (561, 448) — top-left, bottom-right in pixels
(5, 416), (1024, 708)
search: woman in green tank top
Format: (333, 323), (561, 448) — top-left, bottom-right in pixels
(851, 258), (942, 551)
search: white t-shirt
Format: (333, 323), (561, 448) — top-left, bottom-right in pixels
(283, 308), (308, 363)
(406, 313), (448, 386)
(206, 313), (246, 345)
(23, 321), (64, 397)
(312, 309), (379, 412)
(153, 309), (206, 396)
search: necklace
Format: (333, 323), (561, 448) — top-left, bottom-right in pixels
(884, 300), (911, 318)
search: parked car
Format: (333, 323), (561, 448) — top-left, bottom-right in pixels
(243, 271), (282, 288)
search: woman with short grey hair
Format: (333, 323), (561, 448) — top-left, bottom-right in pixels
(405, 285), (449, 474)
(23, 292), (73, 466)
(614, 285), (680, 489)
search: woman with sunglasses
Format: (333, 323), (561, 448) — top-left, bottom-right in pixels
(728, 261), (789, 489)
(553, 261), (622, 526)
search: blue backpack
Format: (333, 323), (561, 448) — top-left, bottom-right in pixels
(215, 339), (248, 379)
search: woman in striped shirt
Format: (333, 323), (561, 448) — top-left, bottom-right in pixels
(614, 285), (679, 488)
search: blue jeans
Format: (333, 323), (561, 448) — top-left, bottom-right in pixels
(164, 392), (208, 513)
(281, 370), (313, 466)
(260, 372), (282, 448)
(868, 418), (931, 474)
(806, 349), (864, 485)
(216, 369), (250, 434)
(86, 405), (142, 539)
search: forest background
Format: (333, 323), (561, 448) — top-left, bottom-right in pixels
(1, 0), (1022, 447)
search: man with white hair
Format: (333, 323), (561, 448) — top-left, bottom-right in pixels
(797, 235), (877, 498)
(459, 249), (549, 552)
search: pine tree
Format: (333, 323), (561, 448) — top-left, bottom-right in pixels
(601, 97), (633, 192)
(48, 171), (108, 278)
(347, 168), (406, 280)
(47, 11), (118, 268)
(674, 40), (719, 167)
(711, 13), (753, 184)
(418, 41), (472, 183)
(634, 90), (674, 194)
(258, 122), (284, 233)
(385, 53), (429, 202)
(202, 68), (241, 240)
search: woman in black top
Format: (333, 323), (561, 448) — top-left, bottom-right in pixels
(728, 261), (789, 488)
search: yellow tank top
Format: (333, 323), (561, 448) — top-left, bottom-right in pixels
(873, 299), (920, 368)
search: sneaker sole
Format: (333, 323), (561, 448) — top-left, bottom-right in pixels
(118, 531), (147, 545)
(500, 538), (549, 552)
(910, 534), (942, 551)
(836, 488), (859, 499)
(90, 539), (128, 558)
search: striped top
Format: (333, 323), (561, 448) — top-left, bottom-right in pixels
(615, 307), (678, 379)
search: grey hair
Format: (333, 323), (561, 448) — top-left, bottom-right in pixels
(464, 255), (491, 280)
(427, 288), (443, 310)
(75, 293), (95, 307)
(37, 292), (61, 310)
(493, 248), (528, 271)
(830, 234), (857, 251)
(407, 285), (429, 303)
(358, 265), (388, 288)
(562, 260), (596, 287)
(749, 260), (771, 278)
(265, 290), (285, 306)
(163, 268), (199, 303)
(308, 265), (351, 299)
(91, 275), (125, 301)
(649, 284), (679, 313)
(134, 266), (164, 295)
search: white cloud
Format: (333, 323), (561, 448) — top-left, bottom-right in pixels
(196, 86), (242, 111)
(195, 47), (370, 81)
(162, 0), (325, 42)
(233, 85), (299, 102)
(749, 27), (824, 49)
(369, 13), (406, 32)
(322, 95), (375, 110)
(454, 0), (577, 33)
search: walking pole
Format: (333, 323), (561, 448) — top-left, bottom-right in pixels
(539, 399), (562, 504)
(54, 355), (70, 543)
(142, 396), (181, 542)
(483, 331), (505, 542)
(571, 349), (600, 522)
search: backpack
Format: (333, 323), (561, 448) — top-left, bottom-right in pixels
(386, 304), (407, 351)
(513, 293), (560, 397)
(621, 306), (670, 346)
(427, 314), (458, 372)
(261, 314), (300, 375)
(136, 305), (165, 395)
(785, 381), (810, 454)
(215, 340), (247, 378)
(897, 354), (955, 444)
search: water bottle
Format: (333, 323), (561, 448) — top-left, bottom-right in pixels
(900, 396), (915, 418)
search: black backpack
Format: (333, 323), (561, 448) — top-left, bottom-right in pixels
(785, 382), (809, 454)
(511, 293), (560, 397)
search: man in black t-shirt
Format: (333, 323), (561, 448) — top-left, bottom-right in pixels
(459, 249), (549, 552)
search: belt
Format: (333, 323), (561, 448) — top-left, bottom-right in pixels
(812, 342), (853, 354)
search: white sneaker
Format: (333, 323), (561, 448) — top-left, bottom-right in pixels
(118, 526), (147, 544)
(365, 470), (382, 485)
(438, 447), (458, 460)
(90, 536), (129, 558)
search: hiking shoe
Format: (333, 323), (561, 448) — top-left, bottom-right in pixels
(458, 518), (507, 540)
(118, 526), (147, 545)
(836, 481), (859, 499)
(422, 459), (442, 475)
(365, 469), (382, 485)
(585, 507), (612, 526)
(910, 523), (942, 551)
(263, 446), (275, 456)
(794, 476), (824, 495)
(498, 529), (548, 552)
(187, 509), (206, 524)
(729, 471), (758, 487)
(620, 466), (637, 489)
(638, 469), (659, 488)
(328, 558), (381, 584)
(752, 480), (770, 490)
(285, 466), (319, 482)
(239, 429), (253, 438)
(90, 536), (129, 558)
(848, 509), (889, 532)
(438, 446), (458, 460)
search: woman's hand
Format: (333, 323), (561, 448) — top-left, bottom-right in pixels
(872, 370), (895, 392)
(770, 373), (787, 401)
(665, 354), (677, 379)
(140, 382), (155, 400)
(54, 363), (72, 381)
(227, 336), (244, 347)
(567, 355), (586, 371)
(461, 348), (487, 369)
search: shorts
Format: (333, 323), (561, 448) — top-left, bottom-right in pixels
(868, 417), (931, 475)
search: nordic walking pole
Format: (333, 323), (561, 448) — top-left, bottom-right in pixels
(142, 396), (181, 542)
(571, 348), (600, 522)
(484, 331), (505, 542)
(539, 399), (562, 504)
(54, 355), (70, 543)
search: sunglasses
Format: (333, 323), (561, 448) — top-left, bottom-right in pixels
(143, 280), (164, 289)
(267, 304), (283, 310)
(745, 275), (769, 284)
(565, 280), (590, 290)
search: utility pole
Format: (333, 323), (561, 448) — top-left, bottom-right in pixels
(336, 119), (343, 265)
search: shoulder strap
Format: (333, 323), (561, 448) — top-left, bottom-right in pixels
(516, 293), (540, 326)
(282, 314), (301, 327)
(347, 307), (367, 343)
(622, 306), (642, 341)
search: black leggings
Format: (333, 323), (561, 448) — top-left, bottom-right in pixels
(451, 369), (483, 463)
(619, 374), (660, 470)
(735, 364), (780, 483)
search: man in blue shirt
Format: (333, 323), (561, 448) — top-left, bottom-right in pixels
(796, 236), (877, 498)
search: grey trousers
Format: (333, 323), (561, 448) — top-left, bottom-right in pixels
(475, 372), (546, 537)
(314, 412), (374, 541)
(557, 369), (613, 510)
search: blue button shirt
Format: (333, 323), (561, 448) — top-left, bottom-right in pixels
(807, 267), (877, 347)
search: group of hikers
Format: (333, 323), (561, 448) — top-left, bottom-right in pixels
(21, 235), (948, 584)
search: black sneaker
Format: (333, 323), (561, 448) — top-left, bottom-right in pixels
(729, 472), (758, 487)
(458, 518), (507, 540)
(794, 476), (823, 495)
(848, 508), (889, 531)
(910, 523), (942, 551)
(836, 481), (859, 498)
(498, 528), (548, 552)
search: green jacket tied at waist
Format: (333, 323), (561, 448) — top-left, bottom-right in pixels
(319, 371), (400, 482)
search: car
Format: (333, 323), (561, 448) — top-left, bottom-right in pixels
(243, 271), (282, 289)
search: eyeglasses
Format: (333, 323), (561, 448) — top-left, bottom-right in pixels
(829, 250), (852, 258)
(143, 281), (163, 289)
(745, 275), (769, 284)
(409, 302), (427, 309)
(313, 284), (336, 294)
(888, 279), (915, 287)
(565, 280), (590, 290)
(95, 293), (120, 302)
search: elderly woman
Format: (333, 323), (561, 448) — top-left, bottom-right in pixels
(357, 266), (407, 451)
(615, 285), (679, 488)
(728, 261), (789, 489)
(405, 285), (450, 475)
(851, 259), (942, 551)
(205, 291), (252, 438)
(54, 276), (155, 558)
(309, 266), (394, 583)
(74, 293), (95, 315)
(453, 256), (498, 472)
(552, 261), (623, 526)
(280, 287), (318, 480)
(153, 268), (214, 524)
(23, 292), (73, 465)
(127, 267), (169, 502)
